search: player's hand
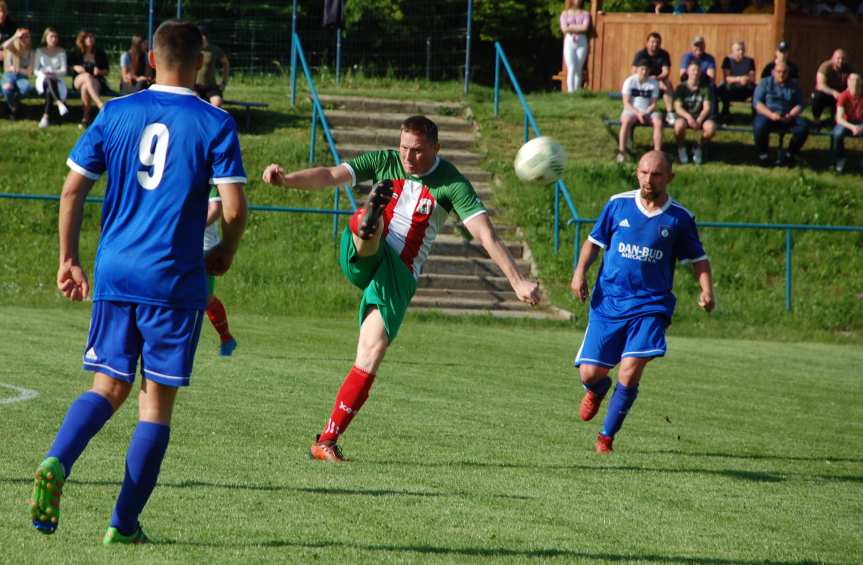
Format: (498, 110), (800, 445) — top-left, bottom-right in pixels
(57, 262), (90, 302)
(698, 290), (715, 313)
(570, 270), (589, 303)
(514, 279), (540, 306)
(262, 164), (287, 187)
(205, 243), (236, 276)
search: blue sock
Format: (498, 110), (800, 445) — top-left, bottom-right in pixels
(584, 376), (612, 398)
(111, 421), (170, 536)
(47, 391), (114, 477)
(601, 383), (639, 437)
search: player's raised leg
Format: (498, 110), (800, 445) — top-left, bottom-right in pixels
(596, 356), (650, 453)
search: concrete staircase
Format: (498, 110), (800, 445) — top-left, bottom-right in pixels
(319, 95), (570, 321)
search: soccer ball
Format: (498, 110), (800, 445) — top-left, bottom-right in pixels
(513, 136), (566, 183)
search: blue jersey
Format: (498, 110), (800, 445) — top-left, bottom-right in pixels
(588, 190), (707, 320)
(67, 85), (246, 309)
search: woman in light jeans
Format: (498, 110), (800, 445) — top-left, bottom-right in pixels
(560, 0), (591, 93)
(33, 27), (68, 127)
(1, 27), (33, 117)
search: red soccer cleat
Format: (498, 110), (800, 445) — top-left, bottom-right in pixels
(595, 433), (614, 454)
(309, 435), (346, 463)
(579, 390), (605, 422)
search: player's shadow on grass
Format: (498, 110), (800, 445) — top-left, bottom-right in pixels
(158, 538), (836, 564)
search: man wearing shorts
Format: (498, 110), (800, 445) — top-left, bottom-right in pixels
(204, 187), (237, 356)
(570, 151), (714, 454)
(617, 58), (664, 163)
(262, 115), (540, 461)
(29, 20), (247, 543)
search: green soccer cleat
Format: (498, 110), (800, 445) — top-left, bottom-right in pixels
(102, 525), (151, 545)
(30, 457), (65, 535)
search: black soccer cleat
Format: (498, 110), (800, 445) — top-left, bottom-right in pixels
(357, 180), (394, 240)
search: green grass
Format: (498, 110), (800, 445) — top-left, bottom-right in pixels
(1, 306), (861, 563)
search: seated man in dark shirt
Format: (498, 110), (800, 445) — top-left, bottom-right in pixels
(760, 41), (800, 81)
(812, 48), (854, 125)
(718, 41), (756, 121)
(632, 32), (676, 124)
(752, 62), (809, 167)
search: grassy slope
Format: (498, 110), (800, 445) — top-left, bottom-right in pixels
(0, 307), (861, 564)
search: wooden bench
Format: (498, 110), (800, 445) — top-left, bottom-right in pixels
(223, 99), (269, 129)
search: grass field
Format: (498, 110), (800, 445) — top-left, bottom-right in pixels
(1, 306), (861, 564)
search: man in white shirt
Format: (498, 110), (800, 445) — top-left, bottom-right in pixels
(617, 58), (664, 163)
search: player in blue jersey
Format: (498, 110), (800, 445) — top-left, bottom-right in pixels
(571, 150), (714, 454)
(29, 20), (247, 544)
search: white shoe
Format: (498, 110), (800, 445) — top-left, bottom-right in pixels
(692, 147), (703, 165)
(835, 157), (847, 173)
(38, 114), (49, 128)
(56, 101), (69, 117)
(677, 146), (689, 164)
(665, 112), (676, 126)
(615, 152), (626, 164)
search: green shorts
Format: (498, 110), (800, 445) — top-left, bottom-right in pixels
(338, 227), (417, 342)
(207, 275), (216, 296)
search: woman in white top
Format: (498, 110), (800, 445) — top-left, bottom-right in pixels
(560, 0), (591, 92)
(33, 26), (67, 128)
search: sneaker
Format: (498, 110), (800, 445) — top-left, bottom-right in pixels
(56, 101), (69, 117)
(357, 180), (394, 240)
(665, 112), (676, 126)
(579, 390), (606, 422)
(835, 157), (847, 173)
(595, 433), (614, 454)
(692, 147), (704, 165)
(38, 114), (49, 128)
(219, 337), (237, 357)
(677, 146), (689, 164)
(103, 525), (151, 545)
(309, 435), (346, 462)
(615, 151), (626, 164)
(30, 457), (65, 534)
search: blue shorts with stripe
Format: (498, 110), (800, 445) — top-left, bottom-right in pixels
(82, 301), (204, 387)
(574, 312), (669, 368)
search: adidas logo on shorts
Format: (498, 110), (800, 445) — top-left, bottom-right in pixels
(85, 347), (98, 361)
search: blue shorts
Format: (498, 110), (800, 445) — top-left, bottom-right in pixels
(82, 301), (205, 387)
(574, 313), (669, 368)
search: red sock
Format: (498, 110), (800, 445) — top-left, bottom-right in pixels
(206, 296), (233, 343)
(319, 366), (376, 442)
(348, 209), (364, 236)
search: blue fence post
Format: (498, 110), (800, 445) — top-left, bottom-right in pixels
(309, 103), (318, 166)
(464, 0), (473, 96)
(333, 186), (341, 239)
(335, 27), (342, 87)
(290, 0), (298, 107)
(176, 0), (182, 19)
(785, 229), (793, 312)
(574, 222), (582, 270)
(147, 0), (154, 54)
(553, 182), (560, 255)
(524, 115), (530, 144)
(493, 48), (501, 117)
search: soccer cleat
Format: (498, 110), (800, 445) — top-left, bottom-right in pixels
(595, 433), (614, 454)
(309, 435), (346, 462)
(30, 457), (65, 535)
(219, 337), (237, 357)
(677, 146), (689, 164)
(102, 525), (151, 545)
(357, 180), (394, 240)
(579, 390), (606, 422)
(692, 147), (704, 165)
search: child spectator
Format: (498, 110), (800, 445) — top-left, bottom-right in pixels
(812, 49), (853, 125)
(194, 25), (230, 107)
(119, 35), (152, 93)
(831, 72), (863, 172)
(718, 41), (756, 121)
(33, 27), (68, 128)
(1, 27), (32, 119)
(674, 61), (716, 164)
(617, 58), (664, 163)
(68, 30), (110, 129)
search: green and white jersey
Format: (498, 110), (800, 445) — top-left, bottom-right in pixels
(203, 187), (221, 251)
(346, 150), (486, 278)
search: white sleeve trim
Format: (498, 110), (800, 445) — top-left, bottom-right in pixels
(211, 176), (247, 185)
(460, 209), (488, 225)
(66, 158), (101, 181)
(679, 254), (708, 264)
(587, 235), (607, 249)
(342, 162), (357, 187)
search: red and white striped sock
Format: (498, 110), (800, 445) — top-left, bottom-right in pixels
(319, 366), (376, 443)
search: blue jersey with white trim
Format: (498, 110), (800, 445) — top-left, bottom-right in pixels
(67, 85), (246, 309)
(588, 189), (707, 319)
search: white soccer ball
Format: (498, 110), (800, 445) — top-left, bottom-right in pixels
(513, 136), (566, 184)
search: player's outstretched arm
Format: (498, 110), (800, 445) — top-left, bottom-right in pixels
(692, 259), (715, 312)
(261, 163), (352, 191)
(464, 213), (540, 305)
(571, 239), (601, 303)
(57, 171), (95, 301)
(206, 182), (247, 276)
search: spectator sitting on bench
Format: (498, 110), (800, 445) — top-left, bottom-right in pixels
(119, 34), (152, 94)
(33, 27), (68, 128)
(718, 41), (756, 122)
(753, 62), (809, 167)
(69, 30), (110, 129)
(0, 1), (19, 63)
(679, 36), (716, 87)
(812, 48), (853, 126)
(194, 25), (230, 108)
(632, 32), (675, 124)
(674, 61), (716, 164)
(761, 41), (799, 81)
(831, 72), (863, 173)
(1, 27), (32, 120)
(617, 58), (664, 163)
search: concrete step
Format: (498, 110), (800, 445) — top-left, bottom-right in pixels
(319, 95), (462, 116)
(324, 109), (474, 134)
(414, 288), (518, 301)
(338, 144), (482, 167)
(410, 305), (572, 321)
(417, 273), (513, 292)
(458, 166), (491, 183)
(411, 295), (533, 311)
(431, 234), (523, 259)
(437, 222), (516, 237)
(332, 127), (475, 150)
(422, 255), (531, 277)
